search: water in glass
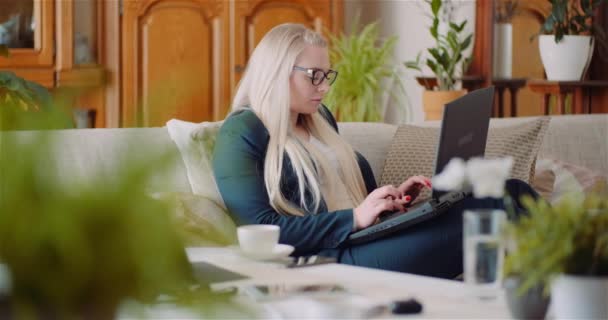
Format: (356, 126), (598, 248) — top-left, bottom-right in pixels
(463, 210), (506, 299)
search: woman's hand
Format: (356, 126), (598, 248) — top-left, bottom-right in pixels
(397, 175), (432, 204)
(353, 185), (411, 230)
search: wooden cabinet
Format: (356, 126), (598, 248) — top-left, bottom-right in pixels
(233, 0), (340, 89)
(1, 0), (107, 127)
(0, 0), (54, 86)
(121, 0), (342, 127)
(121, 0), (230, 127)
(0, 0), (54, 68)
(56, 0), (107, 128)
(1, 0), (342, 128)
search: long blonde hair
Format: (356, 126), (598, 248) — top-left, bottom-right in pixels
(231, 23), (367, 216)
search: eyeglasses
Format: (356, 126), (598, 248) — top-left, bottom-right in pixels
(293, 66), (338, 86)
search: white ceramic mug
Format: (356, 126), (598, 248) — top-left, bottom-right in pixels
(237, 225), (280, 255)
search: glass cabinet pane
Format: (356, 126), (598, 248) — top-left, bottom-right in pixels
(73, 0), (97, 65)
(0, 0), (35, 49)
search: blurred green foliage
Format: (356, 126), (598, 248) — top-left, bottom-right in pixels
(3, 131), (170, 317)
(324, 21), (406, 122)
(0, 71), (73, 131)
(504, 192), (608, 296)
(0, 100), (236, 318)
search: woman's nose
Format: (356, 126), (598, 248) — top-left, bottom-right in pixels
(317, 80), (330, 93)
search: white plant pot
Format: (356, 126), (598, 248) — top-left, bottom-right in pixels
(551, 274), (608, 319)
(539, 35), (594, 81)
(493, 23), (512, 78)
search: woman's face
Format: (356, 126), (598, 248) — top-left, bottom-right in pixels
(289, 45), (331, 115)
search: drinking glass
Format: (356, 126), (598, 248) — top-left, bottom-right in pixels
(463, 209), (506, 299)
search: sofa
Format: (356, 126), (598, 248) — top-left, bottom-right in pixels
(10, 114), (608, 245)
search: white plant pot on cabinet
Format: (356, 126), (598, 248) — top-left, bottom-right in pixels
(551, 274), (608, 319)
(539, 35), (594, 81)
(493, 23), (512, 78)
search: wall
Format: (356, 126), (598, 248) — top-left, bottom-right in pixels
(344, 0), (476, 123)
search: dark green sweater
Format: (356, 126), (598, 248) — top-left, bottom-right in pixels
(212, 106), (376, 256)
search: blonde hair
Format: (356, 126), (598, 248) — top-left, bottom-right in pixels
(231, 23), (367, 216)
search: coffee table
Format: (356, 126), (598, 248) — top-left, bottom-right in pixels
(184, 246), (513, 319)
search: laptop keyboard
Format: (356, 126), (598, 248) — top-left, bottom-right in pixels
(378, 199), (436, 223)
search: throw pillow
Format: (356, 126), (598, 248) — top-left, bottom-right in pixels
(380, 118), (551, 199)
(166, 119), (225, 207)
(530, 162), (556, 201)
(154, 192), (237, 246)
(534, 158), (608, 204)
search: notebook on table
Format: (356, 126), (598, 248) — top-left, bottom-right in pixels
(347, 87), (495, 245)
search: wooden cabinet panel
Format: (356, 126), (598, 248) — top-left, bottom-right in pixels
(122, 0), (228, 127)
(511, 1), (549, 116)
(0, 0), (54, 68)
(121, 0), (340, 127)
(233, 0), (337, 100)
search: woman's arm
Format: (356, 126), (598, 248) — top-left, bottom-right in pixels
(212, 110), (355, 256)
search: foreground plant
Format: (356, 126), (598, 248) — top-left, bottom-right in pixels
(0, 109), (237, 318)
(504, 192), (608, 295)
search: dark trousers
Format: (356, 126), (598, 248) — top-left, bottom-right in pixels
(338, 179), (538, 279)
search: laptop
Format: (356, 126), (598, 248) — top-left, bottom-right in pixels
(347, 87), (495, 245)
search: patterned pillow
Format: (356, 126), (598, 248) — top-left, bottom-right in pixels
(380, 118), (551, 198)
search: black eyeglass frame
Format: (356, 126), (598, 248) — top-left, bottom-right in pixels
(293, 66), (338, 86)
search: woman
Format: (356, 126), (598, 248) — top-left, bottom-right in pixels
(212, 23), (536, 278)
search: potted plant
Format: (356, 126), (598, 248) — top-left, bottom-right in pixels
(493, 0), (519, 78)
(405, 0), (473, 120)
(538, 0), (608, 80)
(503, 193), (608, 319)
(324, 21), (408, 122)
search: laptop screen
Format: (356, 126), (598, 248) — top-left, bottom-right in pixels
(431, 87), (495, 198)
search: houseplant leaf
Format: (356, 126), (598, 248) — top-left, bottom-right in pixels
(325, 21), (407, 122)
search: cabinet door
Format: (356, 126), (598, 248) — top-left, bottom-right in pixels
(0, 0), (53, 67)
(232, 0), (340, 94)
(122, 0), (229, 127)
(0, 0), (54, 87)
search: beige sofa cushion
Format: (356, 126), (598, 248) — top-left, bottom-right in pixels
(7, 127), (192, 193)
(166, 119), (225, 207)
(338, 122), (398, 183)
(489, 114), (608, 176)
(380, 118), (550, 193)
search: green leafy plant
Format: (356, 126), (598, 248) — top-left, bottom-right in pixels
(539, 0), (608, 61)
(405, 0), (473, 91)
(324, 21), (406, 122)
(503, 192), (608, 295)
(0, 71), (73, 130)
(0, 109), (236, 318)
(540, 0), (607, 43)
(0, 71), (51, 111)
